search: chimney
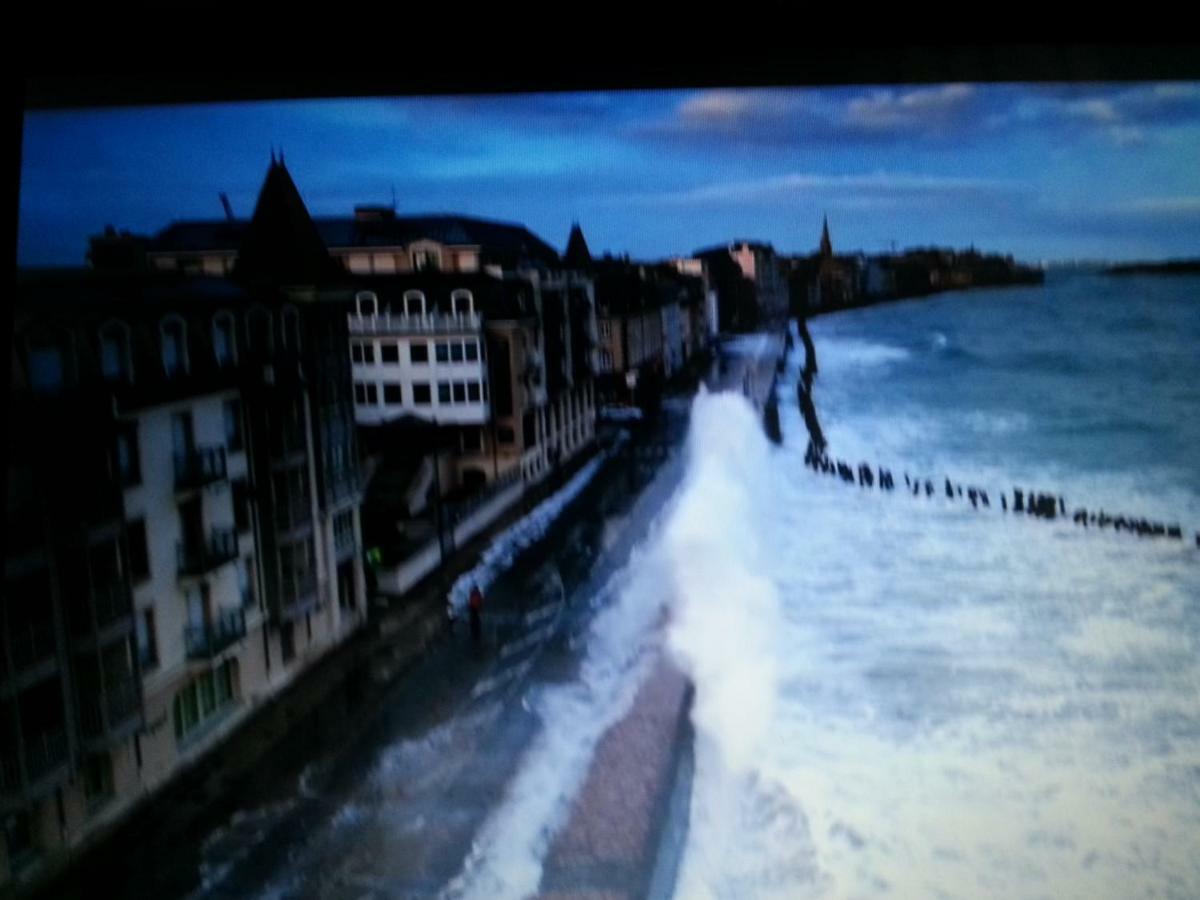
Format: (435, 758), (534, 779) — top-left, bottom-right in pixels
(219, 193), (235, 222)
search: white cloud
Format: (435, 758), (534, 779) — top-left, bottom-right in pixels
(613, 170), (1014, 206)
(843, 84), (976, 131)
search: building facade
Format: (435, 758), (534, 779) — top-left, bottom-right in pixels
(3, 271), (366, 894)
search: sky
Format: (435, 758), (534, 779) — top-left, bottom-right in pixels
(16, 83), (1200, 267)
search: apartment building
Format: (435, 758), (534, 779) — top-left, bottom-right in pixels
(148, 169), (598, 496)
(2, 170), (366, 894)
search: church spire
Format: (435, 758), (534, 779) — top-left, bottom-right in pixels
(564, 221), (593, 269)
(819, 214), (833, 258)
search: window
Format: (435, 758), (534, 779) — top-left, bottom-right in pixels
(126, 519), (150, 581)
(82, 753), (114, 808)
(173, 661), (236, 744)
(467, 382), (481, 402)
(282, 307), (301, 350)
(410, 342), (429, 364)
(383, 383), (402, 405)
(412, 383), (431, 405)
(412, 251), (438, 272)
(380, 342), (400, 364)
(353, 383), (367, 404)
(213, 314), (236, 367)
(497, 426), (515, 444)
(239, 557), (255, 608)
(355, 291), (378, 317)
(136, 609), (158, 670)
(350, 341), (375, 364)
(465, 341), (479, 362)
(450, 342), (464, 363)
(365, 383), (378, 405)
(452, 382), (466, 403)
(27, 336), (66, 393)
(435, 343), (450, 364)
(351, 343), (364, 364)
(115, 425), (141, 487)
(403, 290), (426, 316)
(99, 322), (132, 381)
(451, 289), (473, 315)
(160, 317), (187, 377)
(437, 382), (451, 404)
(233, 479), (251, 532)
(247, 308), (273, 353)
(280, 621), (296, 663)
(224, 399), (244, 451)
(600, 321), (611, 339)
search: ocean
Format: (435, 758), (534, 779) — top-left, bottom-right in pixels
(667, 273), (1200, 899)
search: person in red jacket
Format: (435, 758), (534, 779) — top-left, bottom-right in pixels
(468, 584), (484, 646)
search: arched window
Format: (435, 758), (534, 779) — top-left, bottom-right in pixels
(282, 306), (301, 350)
(355, 291), (378, 317)
(99, 320), (133, 382)
(451, 289), (474, 316)
(246, 306), (274, 354)
(403, 290), (426, 317)
(212, 312), (237, 367)
(26, 328), (73, 393)
(160, 316), (188, 377)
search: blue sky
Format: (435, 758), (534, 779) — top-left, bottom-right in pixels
(17, 83), (1200, 266)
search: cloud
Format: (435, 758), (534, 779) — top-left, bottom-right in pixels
(843, 84), (976, 132)
(611, 170), (1017, 207)
(638, 84), (988, 146)
(1000, 82), (1200, 142)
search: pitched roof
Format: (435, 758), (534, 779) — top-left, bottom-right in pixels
(151, 211), (561, 270)
(233, 159), (342, 285)
(564, 223), (592, 268)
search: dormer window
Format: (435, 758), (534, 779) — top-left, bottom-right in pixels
(451, 289), (474, 316)
(247, 307), (273, 354)
(213, 312), (237, 367)
(282, 306), (301, 350)
(403, 290), (426, 317)
(412, 250), (439, 272)
(160, 316), (188, 378)
(355, 291), (378, 317)
(99, 321), (133, 382)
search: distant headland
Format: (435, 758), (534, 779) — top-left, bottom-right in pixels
(1104, 259), (1200, 276)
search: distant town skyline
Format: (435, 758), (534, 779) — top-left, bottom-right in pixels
(17, 83), (1200, 267)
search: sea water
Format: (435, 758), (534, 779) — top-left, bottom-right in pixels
(668, 273), (1200, 899)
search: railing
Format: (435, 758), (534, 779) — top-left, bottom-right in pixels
(279, 571), (319, 617)
(445, 468), (524, 526)
(174, 446), (228, 491)
(92, 581), (133, 630)
(0, 752), (20, 793)
(78, 679), (139, 739)
(7, 621), (57, 672)
(177, 527), (239, 577)
(24, 729), (69, 782)
(274, 496), (312, 533)
(348, 310), (481, 336)
(184, 607), (246, 660)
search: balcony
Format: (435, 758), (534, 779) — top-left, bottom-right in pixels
(278, 571), (319, 620)
(78, 679), (141, 742)
(6, 621), (57, 674)
(177, 528), (239, 578)
(174, 446), (228, 492)
(91, 581), (134, 631)
(20, 729), (70, 788)
(348, 309), (481, 336)
(184, 607), (246, 660)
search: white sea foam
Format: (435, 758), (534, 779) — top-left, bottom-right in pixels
(438, 538), (674, 899)
(667, 354), (1200, 898)
(446, 445), (619, 617)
